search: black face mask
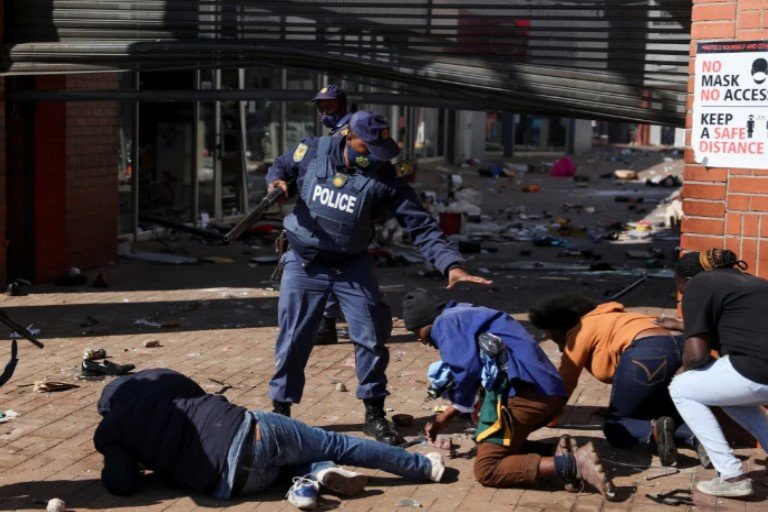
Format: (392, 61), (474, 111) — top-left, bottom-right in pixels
(321, 112), (342, 129)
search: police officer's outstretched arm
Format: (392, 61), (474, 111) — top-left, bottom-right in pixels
(266, 137), (318, 196)
(385, 172), (492, 289)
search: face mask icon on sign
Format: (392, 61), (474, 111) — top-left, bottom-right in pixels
(752, 58), (768, 85)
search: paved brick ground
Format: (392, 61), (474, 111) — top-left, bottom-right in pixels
(0, 277), (765, 512)
(1, 150), (766, 510)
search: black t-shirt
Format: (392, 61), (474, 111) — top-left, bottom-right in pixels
(683, 268), (768, 384)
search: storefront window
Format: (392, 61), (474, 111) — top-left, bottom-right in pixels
(117, 74), (135, 235)
(285, 69), (316, 150)
(486, 112), (503, 152)
(414, 107), (438, 158)
(138, 71), (196, 224)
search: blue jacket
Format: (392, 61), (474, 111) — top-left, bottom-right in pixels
(430, 302), (567, 412)
(94, 369), (246, 496)
(266, 136), (462, 274)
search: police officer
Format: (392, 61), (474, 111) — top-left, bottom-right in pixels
(267, 111), (491, 445)
(310, 84), (350, 345)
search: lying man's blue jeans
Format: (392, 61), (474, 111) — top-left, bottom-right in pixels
(238, 411), (433, 495)
(603, 335), (695, 447)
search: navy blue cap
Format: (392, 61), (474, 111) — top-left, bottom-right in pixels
(349, 111), (401, 161)
(311, 84), (347, 103)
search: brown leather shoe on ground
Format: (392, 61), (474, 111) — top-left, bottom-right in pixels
(573, 442), (616, 501)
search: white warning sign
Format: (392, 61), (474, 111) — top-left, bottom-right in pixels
(692, 40), (768, 169)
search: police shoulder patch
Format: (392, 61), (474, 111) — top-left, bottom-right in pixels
(293, 143), (309, 162)
(394, 160), (415, 178)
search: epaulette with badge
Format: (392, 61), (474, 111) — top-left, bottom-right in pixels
(293, 142), (309, 162)
(393, 160), (415, 179)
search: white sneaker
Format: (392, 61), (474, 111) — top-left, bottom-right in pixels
(316, 466), (368, 496)
(286, 476), (320, 510)
(696, 476), (753, 498)
(426, 452), (445, 482)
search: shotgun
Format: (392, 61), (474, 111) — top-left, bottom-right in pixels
(223, 187), (285, 243)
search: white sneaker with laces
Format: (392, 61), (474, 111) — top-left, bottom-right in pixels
(696, 476), (753, 498)
(426, 452), (445, 482)
(286, 475), (320, 510)
(316, 466), (368, 496)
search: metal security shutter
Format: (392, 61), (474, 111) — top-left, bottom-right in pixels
(2, 0), (691, 125)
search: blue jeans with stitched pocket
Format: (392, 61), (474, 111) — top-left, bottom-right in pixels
(238, 411), (433, 495)
(603, 335), (695, 447)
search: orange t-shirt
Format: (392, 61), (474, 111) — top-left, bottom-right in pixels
(560, 302), (659, 397)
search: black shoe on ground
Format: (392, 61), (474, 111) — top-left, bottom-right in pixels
(314, 317), (339, 345)
(653, 416), (678, 467)
(362, 398), (401, 446)
(81, 359), (135, 376)
(272, 401), (292, 417)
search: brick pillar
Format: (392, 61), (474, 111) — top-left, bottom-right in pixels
(8, 74), (119, 283)
(65, 74), (119, 270)
(0, 0), (6, 286)
(0, 76), (6, 286)
(683, 1), (768, 276)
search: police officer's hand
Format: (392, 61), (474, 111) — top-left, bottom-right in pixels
(446, 267), (493, 289)
(268, 180), (289, 202)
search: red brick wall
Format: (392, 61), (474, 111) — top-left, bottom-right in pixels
(683, 1), (768, 276)
(64, 74), (119, 270)
(34, 76), (68, 282)
(0, 77), (6, 286)
(0, 0), (6, 285)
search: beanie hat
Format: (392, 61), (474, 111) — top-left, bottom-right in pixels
(402, 288), (446, 332)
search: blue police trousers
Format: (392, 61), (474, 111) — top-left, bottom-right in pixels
(269, 250), (392, 403)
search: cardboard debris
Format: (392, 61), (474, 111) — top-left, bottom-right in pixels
(614, 169), (638, 180)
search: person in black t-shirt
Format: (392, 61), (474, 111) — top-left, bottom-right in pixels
(667, 249), (768, 499)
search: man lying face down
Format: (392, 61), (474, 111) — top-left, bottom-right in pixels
(94, 369), (445, 510)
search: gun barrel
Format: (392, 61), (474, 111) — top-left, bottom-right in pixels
(223, 187), (284, 243)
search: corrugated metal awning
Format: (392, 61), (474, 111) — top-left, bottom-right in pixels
(1, 0), (692, 125)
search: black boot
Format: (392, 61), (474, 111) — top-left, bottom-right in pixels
(272, 400), (291, 417)
(314, 316), (338, 345)
(363, 397), (400, 446)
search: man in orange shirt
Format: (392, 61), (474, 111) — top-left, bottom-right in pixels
(529, 294), (700, 467)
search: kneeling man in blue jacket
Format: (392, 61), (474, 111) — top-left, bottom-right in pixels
(94, 369), (444, 510)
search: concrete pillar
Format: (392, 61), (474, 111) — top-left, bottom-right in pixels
(571, 119), (593, 155)
(454, 110), (485, 162)
(649, 125), (662, 146)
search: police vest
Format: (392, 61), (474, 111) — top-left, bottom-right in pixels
(283, 136), (377, 254)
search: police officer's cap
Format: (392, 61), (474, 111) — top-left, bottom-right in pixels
(349, 111), (401, 161)
(311, 84), (347, 104)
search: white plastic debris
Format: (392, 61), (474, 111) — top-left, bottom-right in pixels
(46, 498), (66, 512)
(9, 324), (41, 339)
(134, 319), (162, 328)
